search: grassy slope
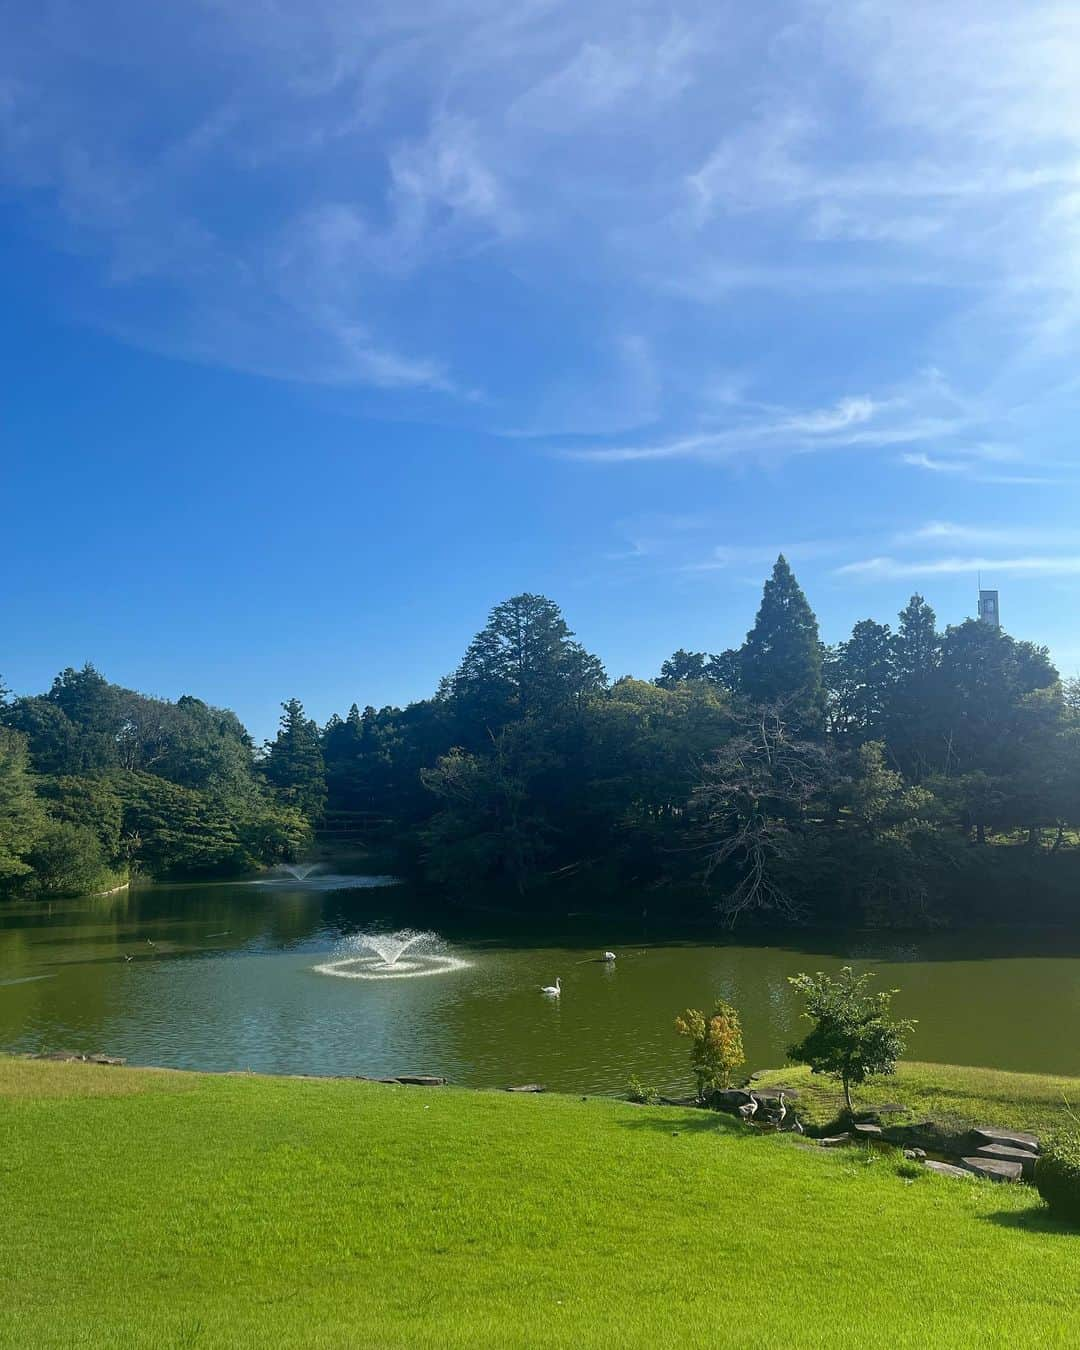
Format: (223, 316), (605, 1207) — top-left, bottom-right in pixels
(1, 1060), (1078, 1350)
(753, 1061), (1080, 1137)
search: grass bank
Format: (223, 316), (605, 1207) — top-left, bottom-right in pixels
(1, 1057), (1078, 1349)
(753, 1061), (1080, 1138)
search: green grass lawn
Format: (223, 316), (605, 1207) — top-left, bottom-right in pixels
(753, 1061), (1080, 1137)
(1, 1059), (1078, 1349)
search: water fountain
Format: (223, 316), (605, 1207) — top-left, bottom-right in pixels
(313, 929), (470, 980)
(282, 863), (319, 881)
(253, 865), (400, 891)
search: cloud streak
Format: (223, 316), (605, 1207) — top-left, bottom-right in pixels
(837, 555), (1080, 580)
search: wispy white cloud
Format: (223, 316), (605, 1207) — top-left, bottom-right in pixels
(4, 0), (1080, 457)
(559, 375), (969, 465)
(837, 555), (1080, 580)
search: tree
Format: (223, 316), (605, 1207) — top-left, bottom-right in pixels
(448, 594), (606, 736)
(886, 595), (941, 778)
(694, 705), (831, 922)
(674, 999), (746, 1100)
(787, 967), (915, 1113)
(26, 821), (109, 895)
(0, 728), (46, 884)
(45, 664), (123, 772)
(263, 699), (327, 822)
(705, 649), (741, 694)
(826, 619), (894, 741)
(740, 556), (824, 729)
(420, 733), (557, 892)
(655, 649), (707, 687)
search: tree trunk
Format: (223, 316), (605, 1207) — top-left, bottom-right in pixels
(843, 1077), (853, 1114)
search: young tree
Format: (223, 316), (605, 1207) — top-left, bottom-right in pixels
(674, 998), (746, 1100)
(740, 556), (824, 729)
(787, 967), (915, 1113)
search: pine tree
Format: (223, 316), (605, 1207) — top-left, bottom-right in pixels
(263, 699), (327, 822)
(740, 556), (824, 728)
(450, 594), (606, 735)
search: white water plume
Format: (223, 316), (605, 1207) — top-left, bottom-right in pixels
(313, 929), (470, 980)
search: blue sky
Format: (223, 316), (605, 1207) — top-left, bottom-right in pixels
(3, 0), (1080, 741)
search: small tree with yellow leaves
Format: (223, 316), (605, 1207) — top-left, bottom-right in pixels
(675, 999), (746, 1102)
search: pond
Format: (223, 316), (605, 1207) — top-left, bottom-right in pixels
(2, 871), (1079, 1094)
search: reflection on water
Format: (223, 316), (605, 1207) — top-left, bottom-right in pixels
(2, 878), (1080, 1093)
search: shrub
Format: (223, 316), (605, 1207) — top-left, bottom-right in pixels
(674, 999), (745, 1101)
(626, 1075), (660, 1105)
(1036, 1130), (1080, 1225)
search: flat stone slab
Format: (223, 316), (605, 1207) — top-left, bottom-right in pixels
(971, 1127), (1039, 1154)
(820, 1133), (853, 1147)
(958, 1156), (1024, 1183)
(974, 1144), (1037, 1180)
(853, 1123), (883, 1138)
(924, 1160), (975, 1180)
(505, 1084), (546, 1093)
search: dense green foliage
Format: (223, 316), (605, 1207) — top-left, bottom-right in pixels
(0, 670), (309, 895)
(4, 1057), (1079, 1348)
(312, 563), (1074, 924)
(4, 556), (1080, 919)
(1036, 1128), (1080, 1225)
(787, 968), (916, 1112)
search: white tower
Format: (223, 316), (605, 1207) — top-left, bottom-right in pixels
(977, 589), (1000, 629)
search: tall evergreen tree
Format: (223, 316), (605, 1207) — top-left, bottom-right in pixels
(886, 594), (942, 778)
(263, 699), (327, 822)
(740, 556), (824, 728)
(449, 594), (606, 736)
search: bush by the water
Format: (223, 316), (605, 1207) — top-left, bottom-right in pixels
(1035, 1129), (1080, 1225)
(674, 998), (745, 1100)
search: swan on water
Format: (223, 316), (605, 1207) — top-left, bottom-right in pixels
(602, 951), (616, 962)
(541, 978), (562, 997)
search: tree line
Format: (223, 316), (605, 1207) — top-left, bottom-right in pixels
(4, 555), (1079, 924)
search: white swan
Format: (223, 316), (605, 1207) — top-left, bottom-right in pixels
(541, 977), (562, 997)
(602, 951), (616, 962)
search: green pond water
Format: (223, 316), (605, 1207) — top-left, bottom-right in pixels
(2, 872), (1079, 1094)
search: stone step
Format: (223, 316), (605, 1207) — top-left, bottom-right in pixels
(974, 1144), (1038, 1180)
(958, 1156), (1024, 1183)
(852, 1123), (883, 1139)
(970, 1126), (1039, 1154)
(820, 1133), (853, 1147)
(924, 1160), (975, 1180)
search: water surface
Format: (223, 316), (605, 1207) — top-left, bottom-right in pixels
(2, 877), (1079, 1094)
